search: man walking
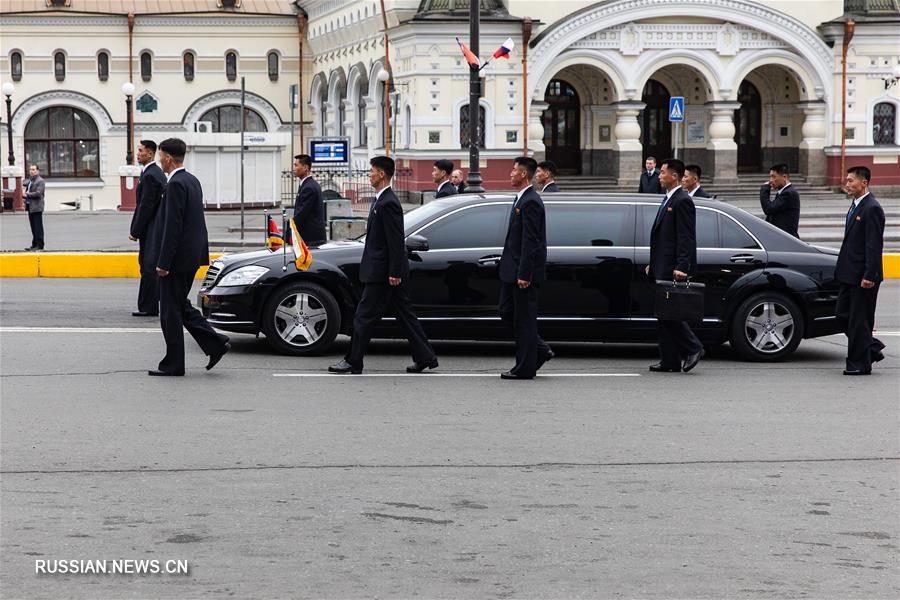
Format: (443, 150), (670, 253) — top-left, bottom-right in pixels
(129, 140), (166, 317)
(498, 156), (553, 380)
(535, 161), (560, 193)
(150, 138), (230, 376)
(292, 154), (327, 246)
(432, 159), (458, 198)
(23, 164), (45, 251)
(682, 164), (711, 198)
(329, 156), (438, 375)
(646, 158), (703, 374)
(835, 166), (886, 376)
(759, 163), (800, 237)
(639, 156), (662, 194)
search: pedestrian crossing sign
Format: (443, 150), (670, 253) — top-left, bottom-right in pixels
(669, 97), (685, 122)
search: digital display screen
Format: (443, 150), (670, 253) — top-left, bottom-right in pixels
(310, 140), (349, 164)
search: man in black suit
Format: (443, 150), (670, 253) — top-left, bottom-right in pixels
(329, 156), (438, 374)
(451, 169), (466, 194)
(646, 158), (704, 373)
(498, 156), (554, 380)
(835, 166), (886, 376)
(638, 156), (662, 194)
(129, 140), (166, 317)
(150, 138), (230, 377)
(292, 154), (327, 245)
(682, 164), (710, 199)
(535, 161), (560, 193)
(759, 163), (800, 237)
(432, 159), (458, 198)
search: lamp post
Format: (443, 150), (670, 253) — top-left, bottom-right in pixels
(122, 82), (135, 165)
(465, 0), (484, 193)
(2, 82), (14, 166)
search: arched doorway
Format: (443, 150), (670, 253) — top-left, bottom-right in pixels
(542, 79), (580, 174)
(640, 79), (671, 162)
(735, 80), (762, 171)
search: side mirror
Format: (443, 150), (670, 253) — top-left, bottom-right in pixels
(405, 234), (429, 253)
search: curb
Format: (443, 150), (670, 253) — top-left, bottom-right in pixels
(1, 252), (899, 279)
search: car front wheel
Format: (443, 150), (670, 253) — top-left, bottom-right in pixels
(730, 291), (804, 361)
(261, 281), (341, 356)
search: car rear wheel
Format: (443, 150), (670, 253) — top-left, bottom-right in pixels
(261, 281), (341, 356)
(730, 291), (804, 362)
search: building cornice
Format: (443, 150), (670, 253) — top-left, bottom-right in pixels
(0, 15), (295, 27)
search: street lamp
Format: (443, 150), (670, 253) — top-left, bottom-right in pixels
(465, 0), (484, 193)
(376, 68), (391, 156)
(122, 82), (135, 165)
(2, 82), (14, 166)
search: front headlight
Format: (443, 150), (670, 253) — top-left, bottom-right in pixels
(217, 265), (269, 287)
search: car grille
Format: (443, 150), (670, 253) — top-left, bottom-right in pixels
(202, 263), (221, 288)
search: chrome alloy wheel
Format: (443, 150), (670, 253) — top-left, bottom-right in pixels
(273, 292), (329, 347)
(743, 300), (795, 354)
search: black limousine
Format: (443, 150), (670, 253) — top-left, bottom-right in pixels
(198, 193), (843, 361)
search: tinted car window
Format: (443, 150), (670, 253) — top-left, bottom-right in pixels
(417, 204), (507, 249)
(637, 204), (716, 248)
(546, 203), (634, 247)
(719, 213), (759, 249)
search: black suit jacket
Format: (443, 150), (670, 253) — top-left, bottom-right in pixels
(649, 188), (697, 279)
(130, 162), (166, 272)
(359, 187), (408, 284)
(156, 169), (210, 274)
(759, 183), (800, 238)
(456, 182), (466, 195)
(435, 181), (458, 198)
(639, 170), (662, 194)
(836, 193), (885, 284)
(541, 182), (560, 193)
(499, 186), (547, 284)
(690, 186), (711, 199)
(293, 176), (327, 244)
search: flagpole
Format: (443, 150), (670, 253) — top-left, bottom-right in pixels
(264, 209), (268, 249)
(521, 19), (532, 156)
(282, 209), (288, 271)
(465, 0), (484, 193)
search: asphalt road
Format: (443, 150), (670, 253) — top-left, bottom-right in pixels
(1, 279), (898, 599)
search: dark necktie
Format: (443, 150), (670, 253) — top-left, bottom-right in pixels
(655, 194), (669, 224)
(846, 201), (856, 226)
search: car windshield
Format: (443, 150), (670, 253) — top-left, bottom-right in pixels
(354, 198), (485, 241)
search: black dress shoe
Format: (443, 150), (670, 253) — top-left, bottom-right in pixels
(682, 349), (705, 373)
(406, 357), (438, 373)
(842, 368), (871, 376)
(148, 369), (184, 377)
(500, 370), (533, 380)
(649, 363), (681, 373)
(24, 246), (35, 252)
(871, 350), (885, 363)
(328, 359), (361, 374)
(535, 350), (555, 372)
(206, 342), (231, 371)
(132, 311), (159, 317)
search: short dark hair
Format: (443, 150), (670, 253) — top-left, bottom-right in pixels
(29, 164), (39, 171)
(537, 160), (557, 176)
(433, 159), (453, 175)
(660, 158), (685, 179)
(139, 139), (157, 153)
(769, 163), (790, 176)
(645, 156), (657, 163)
(370, 155), (395, 179)
(847, 165), (871, 183)
(514, 156), (538, 178)
(294, 154), (312, 169)
(158, 138), (186, 161)
(684, 164), (702, 180)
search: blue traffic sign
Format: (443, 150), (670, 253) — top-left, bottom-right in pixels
(669, 96), (685, 122)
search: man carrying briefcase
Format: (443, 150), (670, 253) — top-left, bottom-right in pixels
(645, 159), (704, 373)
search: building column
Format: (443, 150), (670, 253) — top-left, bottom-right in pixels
(705, 101), (741, 184)
(798, 100), (827, 185)
(613, 101), (645, 186)
(527, 100), (548, 159)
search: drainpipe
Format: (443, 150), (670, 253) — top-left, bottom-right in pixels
(840, 19), (854, 185)
(128, 12), (135, 83)
(380, 0), (390, 157)
(297, 12), (306, 151)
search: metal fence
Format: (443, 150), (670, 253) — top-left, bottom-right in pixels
(281, 167), (415, 214)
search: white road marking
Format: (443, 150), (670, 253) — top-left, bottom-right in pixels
(273, 373), (641, 378)
(0, 327), (159, 333)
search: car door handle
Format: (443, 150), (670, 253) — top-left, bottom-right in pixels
(477, 255), (501, 265)
(729, 253), (755, 263)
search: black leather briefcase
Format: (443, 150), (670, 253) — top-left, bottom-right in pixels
(654, 280), (705, 322)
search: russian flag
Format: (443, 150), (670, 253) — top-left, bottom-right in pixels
(493, 37), (515, 59)
(456, 37), (480, 69)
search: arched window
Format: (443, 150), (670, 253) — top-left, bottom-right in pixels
(183, 52), (195, 81)
(267, 51), (279, 81)
(25, 107), (100, 178)
(198, 105), (267, 133)
(459, 103), (486, 148)
(873, 102), (896, 145)
(140, 52), (152, 82)
(54, 52), (65, 81)
(11, 51), (23, 81)
(225, 52), (237, 82)
(97, 52), (109, 81)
